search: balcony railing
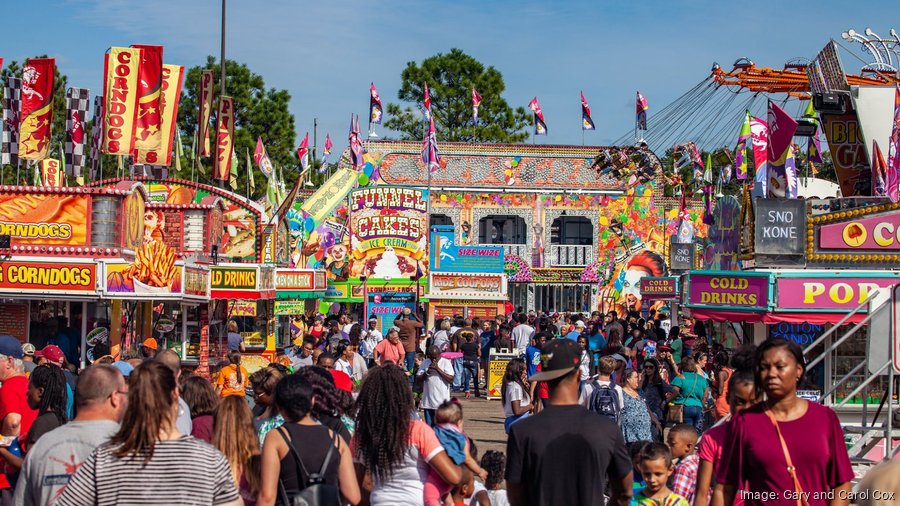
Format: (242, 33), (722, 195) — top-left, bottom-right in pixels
(495, 243), (528, 259)
(548, 244), (593, 267)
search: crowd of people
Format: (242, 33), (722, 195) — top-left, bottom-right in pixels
(0, 305), (896, 506)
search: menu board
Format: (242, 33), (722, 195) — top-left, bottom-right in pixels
(434, 305), (464, 320)
(0, 303), (29, 342)
(467, 306), (498, 319)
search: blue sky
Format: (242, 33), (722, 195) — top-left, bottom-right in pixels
(4, 0), (899, 156)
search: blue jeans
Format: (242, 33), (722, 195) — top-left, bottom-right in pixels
(404, 351), (416, 373)
(451, 358), (464, 390)
(683, 405), (704, 433)
(423, 408), (436, 427)
(462, 360), (480, 395)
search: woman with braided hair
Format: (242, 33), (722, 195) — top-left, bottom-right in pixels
(25, 364), (68, 449)
(353, 364), (463, 505)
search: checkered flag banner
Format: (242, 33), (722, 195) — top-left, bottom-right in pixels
(89, 96), (102, 180)
(130, 162), (167, 179)
(1, 77), (22, 166)
(65, 87), (90, 178)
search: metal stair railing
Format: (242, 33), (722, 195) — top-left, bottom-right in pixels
(801, 288), (898, 462)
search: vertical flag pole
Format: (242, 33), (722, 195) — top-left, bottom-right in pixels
(15, 159), (20, 185)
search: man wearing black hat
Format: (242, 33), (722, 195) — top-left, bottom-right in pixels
(506, 339), (633, 506)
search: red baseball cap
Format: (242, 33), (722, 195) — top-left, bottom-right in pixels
(35, 345), (65, 365)
(329, 369), (353, 393)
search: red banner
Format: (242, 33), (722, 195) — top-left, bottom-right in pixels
(40, 159), (63, 187)
(198, 70), (214, 157)
(157, 64), (184, 167)
(102, 47), (142, 155)
(18, 58), (55, 160)
(132, 44), (164, 163)
(214, 96), (234, 181)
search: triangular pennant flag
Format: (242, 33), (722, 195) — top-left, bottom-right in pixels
(247, 148), (255, 192)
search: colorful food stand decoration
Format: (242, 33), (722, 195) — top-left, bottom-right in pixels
(685, 271), (772, 322)
(807, 201), (900, 265)
(349, 186), (429, 279)
(0, 183), (217, 365)
(771, 271), (900, 324)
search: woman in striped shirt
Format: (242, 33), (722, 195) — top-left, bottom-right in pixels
(57, 361), (241, 506)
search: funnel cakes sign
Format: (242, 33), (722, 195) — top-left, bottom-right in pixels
(809, 203), (900, 265)
(349, 186), (428, 279)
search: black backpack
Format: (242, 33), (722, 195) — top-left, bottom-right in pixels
(588, 381), (621, 424)
(277, 427), (341, 506)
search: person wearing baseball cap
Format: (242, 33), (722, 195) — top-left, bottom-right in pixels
(21, 343), (37, 374)
(507, 339), (633, 506)
(0, 335), (37, 495)
(565, 320), (586, 341)
(141, 338), (158, 359)
(36, 345), (76, 418)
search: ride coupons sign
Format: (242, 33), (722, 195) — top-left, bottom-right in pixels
(349, 187), (428, 279)
(428, 273), (508, 300)
(686, 272), (770, 311)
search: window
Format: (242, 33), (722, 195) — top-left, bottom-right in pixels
(551, 217), (594, 246)
(478, 215), (527, 244)
(429, 214), (453, 227)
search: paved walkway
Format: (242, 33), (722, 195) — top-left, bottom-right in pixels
(455, 394), (509, 457)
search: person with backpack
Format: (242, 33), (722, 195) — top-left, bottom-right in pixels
(257, 374), (360, 506)
(581, 356), (624, 426)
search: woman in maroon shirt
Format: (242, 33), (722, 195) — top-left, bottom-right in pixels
(715, 338), (853, 506)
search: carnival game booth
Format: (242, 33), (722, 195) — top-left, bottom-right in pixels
(274, 268), (327, 348)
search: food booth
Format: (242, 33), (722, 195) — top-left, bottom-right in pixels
(274, 268), (327, 346)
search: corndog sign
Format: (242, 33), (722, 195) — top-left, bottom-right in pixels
(101, 47), (142, 155)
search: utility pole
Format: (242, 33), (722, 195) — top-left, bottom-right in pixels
(312, 118), (318, 185)
(217, 0), (227, 189)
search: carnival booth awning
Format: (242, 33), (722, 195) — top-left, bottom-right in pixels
(0, 258), (100, 300)
(210, 264), (275, 300)
(765, 270), (900, 325)
(685, 271), (772, 323)
(275, 269), (327, 299)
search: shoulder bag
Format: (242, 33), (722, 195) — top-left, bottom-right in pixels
(277, 426), (341, 506)
(666, 374), (698, 425)
(765, 410), (809, 506)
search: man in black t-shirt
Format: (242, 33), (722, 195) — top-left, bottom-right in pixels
(506, 339), (633, 506)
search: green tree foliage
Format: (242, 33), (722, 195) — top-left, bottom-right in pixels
(1, 56), (69, 183)
(177, 56), (297, 198)
(384, 49), (530, 143)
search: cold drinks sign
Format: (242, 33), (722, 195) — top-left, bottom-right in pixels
(687, 272), (770, 311)
(639, 276), (678, 300)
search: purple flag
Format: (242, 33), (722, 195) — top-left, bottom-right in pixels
(767, 100), (798, 162)
(422, 116), (441, 173)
